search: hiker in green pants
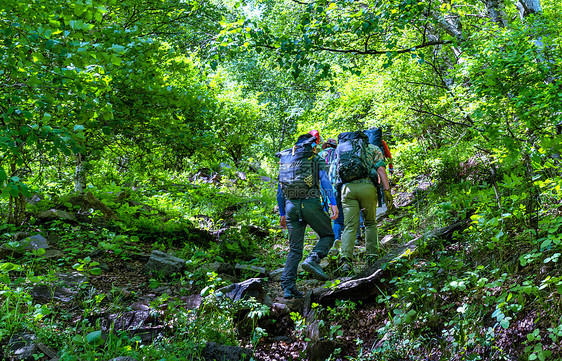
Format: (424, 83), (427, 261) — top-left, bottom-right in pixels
(334, 131), (393, 275)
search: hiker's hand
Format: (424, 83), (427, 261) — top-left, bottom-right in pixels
(383, 190), (395, 211)
(330, 205), (339, 220)
(280, 215), (287, 229)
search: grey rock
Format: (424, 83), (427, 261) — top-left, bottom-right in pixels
(37, 209), (76, 222)
(271, 302), (290, 317)
(8, 333), (37, 360)
(145, 250), (185, 278)
(269, 267), (284, 282)
(262, 293), (273, 308)
(22, 235), (49, 251)
(236, 171), (247, 181)
(41, 249), (64, 260)
(301, 279), (322, 288)
(277, 296), (305, 313)
(201, 342), (253, 361)
(0, 234), (50, 259)
(306, 339), (339, 361)
(182, 294), (202, 310)
(130, 302), (149, 311)
(217, 278), (267, 303)
(0, 245), (12, 259)
(30, 271), (88, 303)
(235, 264), (267, 278)
(12, 232), (30, 242)
(306, 320), (328, 343)
(208, 262), (235, 276)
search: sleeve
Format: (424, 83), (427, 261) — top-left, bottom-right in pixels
(382, 140), (393, 173)
(277, 183), (286, 216)
(382, 140), (392, 159)
(319, 170), (337, 206)
(370, 144), (386, 169)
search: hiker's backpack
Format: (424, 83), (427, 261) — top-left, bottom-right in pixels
(364, 127), (384, 153)
(276, 137), (319, 199)
(335, 131), (370, 184)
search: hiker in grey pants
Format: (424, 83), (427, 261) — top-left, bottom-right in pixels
(277, 133), (338, 299)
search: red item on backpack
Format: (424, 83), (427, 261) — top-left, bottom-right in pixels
(308, 130), (321, 145)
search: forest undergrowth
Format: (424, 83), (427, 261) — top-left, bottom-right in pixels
(0, 160), (561, 361)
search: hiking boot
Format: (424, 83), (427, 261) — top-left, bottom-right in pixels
(302, 255), (329, 281)
(340, 257), (354, 276)
(283, 287), (304, 299)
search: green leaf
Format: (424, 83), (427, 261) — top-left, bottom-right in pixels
(9, 186), (20, 197)
(111, 55), (122, 66)
(111, 44), (126, 53)
(0, 262), (20, 271)
(500, 317), (510, 329)
(72, 335), (84, 345)
(90, 267), (102, 275)
(85, 330), (104, 344)
(540, 239), (552, 250)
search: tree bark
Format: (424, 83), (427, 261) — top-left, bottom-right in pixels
(516, 0), (542, 19)
(74, 153), (88, 194)
(5, 161), (26, 225)
(482, 0), (508, 27)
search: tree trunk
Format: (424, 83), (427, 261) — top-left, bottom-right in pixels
(516, 0), (542, 19)
(74, 153), (87, 194)
(5, 161), (26, 225)
(482, 0), (508, 27)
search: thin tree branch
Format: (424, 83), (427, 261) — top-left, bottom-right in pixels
(289, 0), (312, 4)
(406, 81), (448, 89)
(408, 107), (473, 128)
(256, 40), (453, 56)
(315, 40), (453, 55)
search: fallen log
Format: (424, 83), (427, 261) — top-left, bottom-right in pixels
(312, 217), (471, 305)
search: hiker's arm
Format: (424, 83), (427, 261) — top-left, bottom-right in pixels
(377, 166), (391, 191)
(277, 183), (287, 229)
(277, 183), (286, 215)
(319, 170), (336, 206)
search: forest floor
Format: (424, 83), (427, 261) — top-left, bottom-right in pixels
(2, 179), (558, 360)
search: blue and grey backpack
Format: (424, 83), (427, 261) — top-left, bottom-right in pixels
(276, 137), (319, 199)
